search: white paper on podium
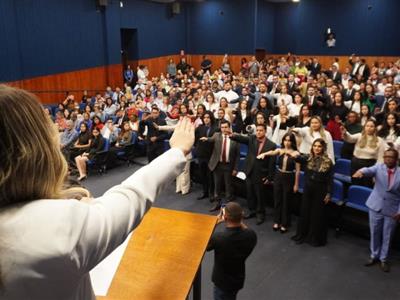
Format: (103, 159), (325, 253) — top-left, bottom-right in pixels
(90, 233), (133, 296)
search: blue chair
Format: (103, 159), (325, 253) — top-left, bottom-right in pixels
(331, 179), (344, 206)
(79, 103), (87, 112)
(163, 139), (170, 152)
(298, 171), (305, 193)
(238, 157), (246, 173)
(87, 138), (110, 175)
(333, 140), (344, 160)
(345, 185), (372, 213)
(334, 159), (352, 183)
(240, 143), (248, 157)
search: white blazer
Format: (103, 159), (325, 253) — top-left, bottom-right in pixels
(0, 148), (186, 300)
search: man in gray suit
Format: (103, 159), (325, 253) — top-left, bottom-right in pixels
(353, 148), (400, 272)
(201, 120), (240, 212)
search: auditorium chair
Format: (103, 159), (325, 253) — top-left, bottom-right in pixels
(334, 158), (352, 184)
(333, 140), (344, 160)
(345, 185), (372, 213)
(87, 138), (110, 175)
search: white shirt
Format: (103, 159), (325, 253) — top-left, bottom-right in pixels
(215, 90), (239, 109)
(274, 93), (293, 106)
(288, 103), (302, 117)
(296, 127), (335, 163)
(220, 134), (231, 162)
(0, 149), (186, 300)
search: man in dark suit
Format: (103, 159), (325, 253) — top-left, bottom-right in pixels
(201, 120), (240, 212)
(139, 106), (168, 162)
(309, 57), (321, 77)
(230, 124), (277, 224)
(195, 112), (217, 200)
(287, 74), (299, 96)
(342, 78), (356, 101)
(327, 64), (342, 85)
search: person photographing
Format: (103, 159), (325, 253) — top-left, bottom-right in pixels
(207, 202), (257, 300)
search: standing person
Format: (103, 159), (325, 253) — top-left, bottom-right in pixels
(341, 119), (385, 187)
(207, 202), (257, 300)
(140, 106), (168, 162)
(291, 138), (334, 247)
(124, 65), (134, 86)
(195, 111), (217, 200)
(340, 111), (363, 159)
(353, 148), (400, 272)
(200, 120), (240, 212)
(257, 133), (301, 232)
(230, 124), (277, 225)
(0, 85), (194, 299)
(201, 55), (213, 73)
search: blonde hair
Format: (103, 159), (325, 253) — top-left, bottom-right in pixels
(309, 116), (326, 140)
(358, 119), (378, 149)
(0, 85), (90, 207)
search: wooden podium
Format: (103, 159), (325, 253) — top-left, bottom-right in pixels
(97, 207), (216, 300)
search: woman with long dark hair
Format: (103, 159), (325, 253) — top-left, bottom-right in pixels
(290, 138), (334, 247)
(258, 133), (300, 233)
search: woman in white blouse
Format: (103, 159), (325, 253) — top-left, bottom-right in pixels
(0, 85), (194, 300)
(341, 119), (385, 187)
(292, 116), (335, 163)
(204, 92), (219, 119)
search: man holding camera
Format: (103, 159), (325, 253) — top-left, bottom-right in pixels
(207, 202), (257, 300)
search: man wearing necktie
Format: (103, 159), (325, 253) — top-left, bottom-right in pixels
(201, 120), (240, 212)
(230, 124), (277, 224)
(353, 148), (400, 272)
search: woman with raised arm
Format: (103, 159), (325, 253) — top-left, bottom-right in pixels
(290, 138), (334, 247)
(0, 84), (194, 300)
(341, 119), (385, 187)
(257, 133), (301, 233)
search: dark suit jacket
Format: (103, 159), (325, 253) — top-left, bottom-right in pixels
(328, 71), (342, 84)
(207, 133), (240, 172)
(195, 124), (217, 160)
(233, 110), (252, 134)
(230, 134), (276, 181)
(309, 63), (321, 77)
(141, 117), (168, 150)
(342, 88), (356, 101)
(287, 82), (299, 96)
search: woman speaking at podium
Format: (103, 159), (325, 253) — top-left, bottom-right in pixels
(0, 85), (194, 300)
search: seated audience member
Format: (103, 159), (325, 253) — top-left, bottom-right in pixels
(60, 120), (79, 159)
(207, 202), (257, 300)
(377, 113), (400, 149)
(70, 122), (91, 161)
(341, 119), (385, 187)
(101, 119), (119, 144)
(252, 96), (273, 121)
(232, 99), (252, 134)
(291, 139), (334, 247)
(340, 111), (363, 159)
(114, 121), (133, 148)
(128, 113), (140, 132)
(257, 133), (300, 233)
(92, 116), (104, 131)
(353, 148), (400, 273)
(344, 91), (363, 114)
(55, 110), (67, 132)
(74, 127), (105, 181)
(360, 104), (375, 126)
(104, 97), (117, 117)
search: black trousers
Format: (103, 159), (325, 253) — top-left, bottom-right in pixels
(295, 179), (328, 246)
(273, 172), (295, 227)
(246, 177), (266, 217)
(213, 162), (233, 202)
(351, 157), (376, 188)
(199, 159), (214, 197)
(147, 144), (164, 163)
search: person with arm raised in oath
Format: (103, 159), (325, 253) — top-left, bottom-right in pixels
(0, 84), (194, 300)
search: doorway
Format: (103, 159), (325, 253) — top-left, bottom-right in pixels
(120, 28), (138, 84)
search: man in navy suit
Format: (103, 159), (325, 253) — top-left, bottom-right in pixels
(353, 148), (400, 272)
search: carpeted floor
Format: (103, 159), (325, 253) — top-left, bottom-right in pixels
(84, 158), (400, 300)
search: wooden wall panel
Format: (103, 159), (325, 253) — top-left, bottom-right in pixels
(4, 54), (398, 104)
(5, 64), (123, 104)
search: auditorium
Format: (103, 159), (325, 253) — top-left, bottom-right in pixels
(0, 0), (400, 299)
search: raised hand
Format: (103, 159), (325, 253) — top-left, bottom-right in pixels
(169, 117), (195, 155)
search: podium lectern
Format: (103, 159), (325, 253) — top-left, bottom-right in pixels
(97, 207), (216, 300)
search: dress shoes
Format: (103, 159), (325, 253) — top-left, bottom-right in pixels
(280, 227), (288, 234)
(291, 235), (301, 241)
(244, 212), (256, 219)
(380, 262), (390, 273)
(197, 194), (208, 200)
(364, 258), (379, 267)
(209, 203), (221, 212)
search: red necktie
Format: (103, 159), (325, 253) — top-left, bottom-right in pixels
(222, 135), (227, 163)
(388, 169), (394, 188)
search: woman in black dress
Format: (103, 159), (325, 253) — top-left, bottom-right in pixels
(290, 138), (334, 247)
(257, 132), (300, 233)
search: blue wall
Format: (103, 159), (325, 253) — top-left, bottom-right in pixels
(0, 0), (186, 82)
(1, 0), (399, 83)
(273, 0), (400, 56)
(186, 0), (258, 55)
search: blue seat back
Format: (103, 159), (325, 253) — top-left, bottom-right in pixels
(333, 140), (344, 160)
(298, 171), (305, 193)
(332, 179), (344, 203)
(103, 138), (110, 151)
(334, 159), (351, 176)
(346, 185), (372, 212)
(240, 143), (248, 157)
